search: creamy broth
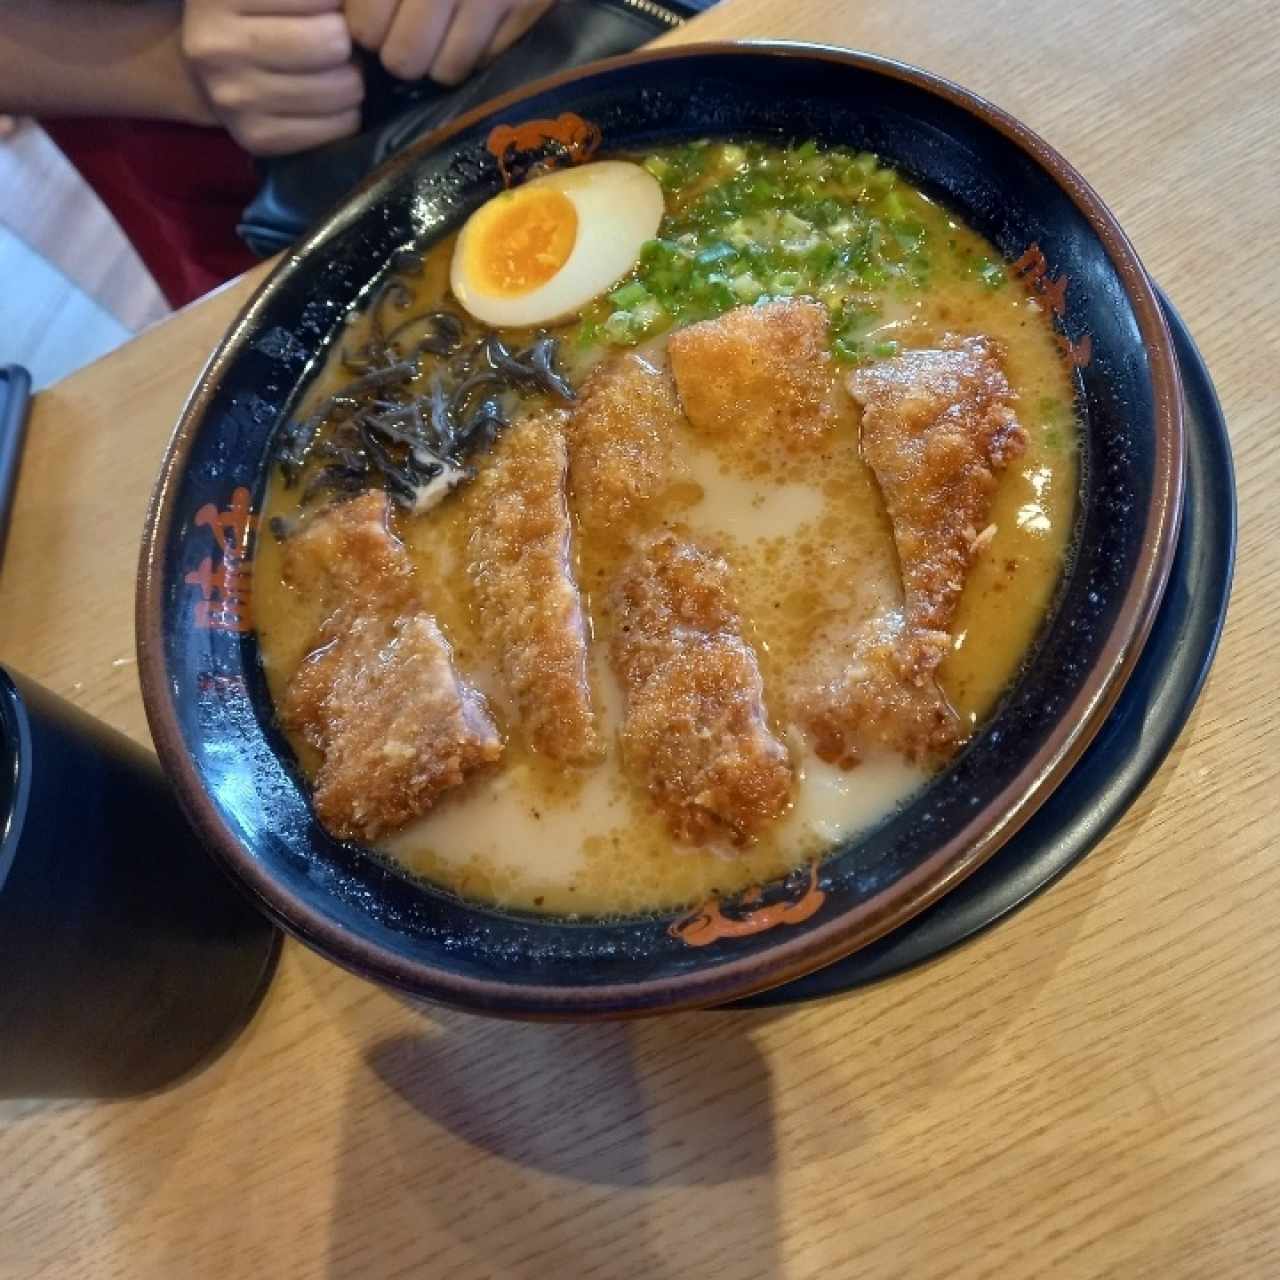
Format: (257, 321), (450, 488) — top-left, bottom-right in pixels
(255, 141), (1078, 917)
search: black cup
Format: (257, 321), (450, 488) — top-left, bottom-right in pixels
(0, 666), (279, 1098)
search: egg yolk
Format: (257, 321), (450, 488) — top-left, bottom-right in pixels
(466, 186), (578, 297)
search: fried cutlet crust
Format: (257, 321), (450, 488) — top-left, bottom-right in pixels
(281, 492), (500, 841)
(611, 531), (792, 845)
(848, 335), (1028, 633)
(284, 609), (503, 841)
(282, 488), (417, 606)
(566, 350), (685, 538)
(468, 411), (601, 764)
(798, 336), (1025, 768)
(795, 614), (962, 769)
(667, 299), (839, 449)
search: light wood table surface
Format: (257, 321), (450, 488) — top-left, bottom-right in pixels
(3, 0), (1278, 1275)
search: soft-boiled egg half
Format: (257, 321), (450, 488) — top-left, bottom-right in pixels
(450, 161), (665, 329)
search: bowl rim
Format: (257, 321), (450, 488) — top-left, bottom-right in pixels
(137, 40), (1185, 1018)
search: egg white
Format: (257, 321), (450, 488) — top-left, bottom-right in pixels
(450, 161), (665, 329)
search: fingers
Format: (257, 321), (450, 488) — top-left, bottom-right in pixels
(429, 0), (506, 84)
(182, 0), (366, 157)
(484, 0), (553, 65)
(345, 0), (398, 50)
(222, 64), (363, 116)
(254, 13), (354, 68)
(377, 0), (553, 86)
(380, 0), (456, 79)
(211, 65), (364, 155)
(238, 107), (363, 155)
(185, 13), (353, 72)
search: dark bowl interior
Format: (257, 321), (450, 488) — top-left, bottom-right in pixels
(138, 43), (1182, 1017)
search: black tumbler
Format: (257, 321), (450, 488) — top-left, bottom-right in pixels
(0, 666), (280, 1097)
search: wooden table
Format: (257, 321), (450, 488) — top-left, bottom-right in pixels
(2, 0), (1278, 1274)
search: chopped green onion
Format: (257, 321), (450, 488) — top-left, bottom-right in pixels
(695, 241), (738, 268)
(805, 241), (838, 273)
(602, 311), (635, 344)
(582, 140), (945, 353)
(780, 210), (813, 239)
(715, 143), (748, 171)
(884, 190), (908, 221)
(630, 297), (670, 337)
(642, 155), (670, 183)
(608, 281), (650, 309)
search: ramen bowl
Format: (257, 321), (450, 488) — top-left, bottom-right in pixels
(137, 43), (1182, 1017)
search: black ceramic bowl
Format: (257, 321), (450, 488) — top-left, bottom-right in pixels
(138, 43), (1183, 1017)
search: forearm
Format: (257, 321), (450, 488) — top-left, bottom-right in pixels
(0, 0), (215, 124)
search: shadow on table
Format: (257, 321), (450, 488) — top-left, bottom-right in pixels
(324, 1010), (785, 1279)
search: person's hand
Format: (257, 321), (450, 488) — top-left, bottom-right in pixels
(182, 0), (365, 156)
(345, 0), (554, 87)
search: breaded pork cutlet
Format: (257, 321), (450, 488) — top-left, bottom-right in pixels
(611, 531), (792, 845)
(565, 350), (686, 540)
(795, 614), (962, 770)
(848, 334), (1028, 634)
(796, 336), (1026, 768)
(666, 299), (840, 450)
(281, 492), (501, 841)
(468, 411), (601, 765)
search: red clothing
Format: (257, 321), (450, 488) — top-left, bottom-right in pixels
(43, 118), (259, 309)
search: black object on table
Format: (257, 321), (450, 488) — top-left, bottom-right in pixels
(0, 364), (32, 571)
(0, 667), (280, 1098)
(733, 292), (1234, 1008)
